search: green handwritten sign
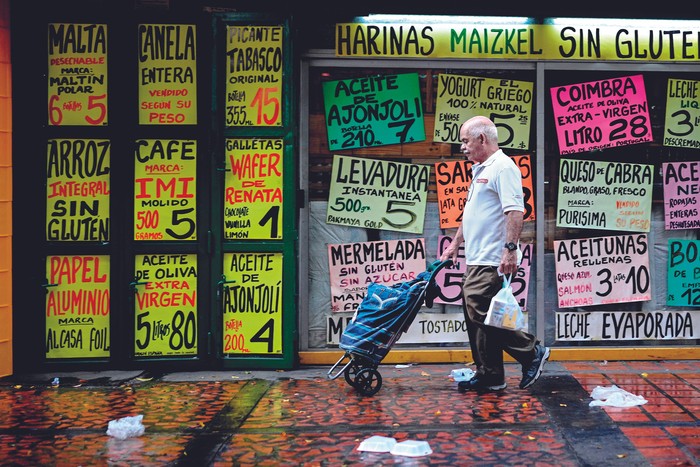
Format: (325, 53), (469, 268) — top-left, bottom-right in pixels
(664, 78), (700, 149)
(667, 239), (700, 307)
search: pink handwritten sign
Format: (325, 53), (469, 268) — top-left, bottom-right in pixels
(550, 75), (653, 155)
(662, 161), (700, 230)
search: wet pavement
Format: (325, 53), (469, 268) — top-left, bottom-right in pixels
(0, 360), (699, 466)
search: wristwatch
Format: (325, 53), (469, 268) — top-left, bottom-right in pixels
(504, 242), (517, 251)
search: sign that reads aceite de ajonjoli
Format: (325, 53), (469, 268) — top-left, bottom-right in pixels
(322, 72), (425, 151)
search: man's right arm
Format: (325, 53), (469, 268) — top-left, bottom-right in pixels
(440, 222), (464, 262)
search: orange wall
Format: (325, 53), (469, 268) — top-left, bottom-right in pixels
(0, 0), (12, 377)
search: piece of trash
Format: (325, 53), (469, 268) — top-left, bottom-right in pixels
(357, 435), (397, 453)
(390, 440), (432, 457)
(106, 415), (146, 440)
(449, 368), (475, 382)
(589, 385), (648, 407)
(395, 364), (412, 368)
(51, 378), (59, 388)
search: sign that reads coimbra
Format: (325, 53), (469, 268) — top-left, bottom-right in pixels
(322, 73), (425, 151)
(46, 139), (110, 242)
(664, 78), (700, 149)
(48, 23), (108, 126)
(221, 253), (283, 355)
(667, 239), (700, 307)
(224, 138), (283, 240)
(226, 25), (283, 127)
(556, 311), (699, 341)
(45, 255), (110, 359)
(662, 161), (700, 230)
(434, 74), (533, 150)
(133, 254), (198, 357)
(138, 24), (197, 125)
(550, 75), (653, 155)
(554, 234), (651, 309)
(327, 155), (429, 233)
(557, 159), (653, 232)
(327, 238), (427, 312)
(134, 139), (197, 241)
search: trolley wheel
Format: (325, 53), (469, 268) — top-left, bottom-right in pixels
(354, 368), (382, 396)
(343, 362), (362, 388)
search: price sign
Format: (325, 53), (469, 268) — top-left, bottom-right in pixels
(225, 25), (283, 127)
(663, 78), (700, 149)
(662, 161), (700, 230)
(222, 253), (283, 355)
(48, 23), (108, 126)
(434, 74), (533, 150)
(134, 254), (198, 357)
(667, 239), (700, 307)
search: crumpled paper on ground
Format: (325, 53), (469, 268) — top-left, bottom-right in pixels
(106, 415), (145, 439)
(589, 385), (648, 407)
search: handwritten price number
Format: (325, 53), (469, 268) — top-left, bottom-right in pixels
(226, 105), (247, 125)
(342, 127), (375, 148)
(135, 310), (196, 351)
(329, 197), (370, 214)
(137, 209), (195, 240)
(595, 266), (649, 297)
(49, 94), (107, 126)
(259, 206), (280, 238)
(382, 200), (417, 229)
(667, 109), (697, 137)
(224, 318), (275, 353)
(608, 116), (649, 140)
(437, 113), (515, 146)
(251, 87), (280, 125)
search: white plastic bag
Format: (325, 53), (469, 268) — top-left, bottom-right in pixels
(589, 385), (648, 407)
(484, 277), (526, 331)
(106, 415), (145, 440)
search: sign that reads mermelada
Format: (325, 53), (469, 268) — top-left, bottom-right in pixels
(327, 238), (427, 312)
(327, 155), (429, 233)
(225, 138), (283, 240)
(554, 234), (651, 309)
(46, 139), (110, 242)
(133, 254), (198, 357)
(45, 255), (110, 359)
(667, 239), (700, 307)
(550, 75), (653, 155)
(322, 73), (425, 151)
(557, 159), (653, 232)
(48, 23), (108, 126)
(556, 310), (699, 341)
(435, 155), (534, 229)
(434, 74), (533, 150)
(664, 78), (700, 149)
(138, 24), (197, 125)
(662, 161), (700, 230)
(134, 139), (197, 241)
(221, 253), (283, 355)
(226, 26), (283, 127)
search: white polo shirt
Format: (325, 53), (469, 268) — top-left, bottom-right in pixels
(462, 150), (524, 266)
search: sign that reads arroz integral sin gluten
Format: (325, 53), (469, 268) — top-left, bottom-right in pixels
(434, 74), (533, 150)
(138, 24), (197, 125)
(46, 139), (110, 242)
(662, 161), (700, 230)
(554, 234), (651, 309)
(225, 25), (283, 127)
(667, 239), (700, 307)
(327, 155), (430, 233)
(550, 75), (653, 155)
(664, 78), (700, 149)
(134, 139), (197, 241)
(322, 73), (425, 151)
(45, 255), (110, 359)
(48, 23), (108, 126)
(557, 159), (653, 232)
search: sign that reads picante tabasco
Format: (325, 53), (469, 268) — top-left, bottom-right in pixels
(134, 139), (197, 241)
(48, 23), (108, 126)
(550, 75), (653, 155)
(322, 73), (425, 151)
(662, 161), (700, 230)
(45, 255), (110, 359)
(46, 139), (110, 242)
(663, 78), (700, 149)
(226, 25), (283, 127)
(138, 24), (197, 125)
(224, 138), (283, 240)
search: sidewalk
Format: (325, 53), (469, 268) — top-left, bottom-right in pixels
(0, 360), (698, 466)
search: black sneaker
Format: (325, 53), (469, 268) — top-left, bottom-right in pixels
(519, 345), (550, 389)
(458, 376), (507, 393)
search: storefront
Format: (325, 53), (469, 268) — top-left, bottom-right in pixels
(7, 3), (700, 375)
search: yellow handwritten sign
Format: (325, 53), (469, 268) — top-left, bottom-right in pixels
(133, 254), (198, 357)
(226, 25), (283, 126)
(45, 255), (110, 359)
(222, 253), (283, 355)
(134, 139), (197, 241)
(46, 139), (110, 242)
(48, 23), (108, 125)
(138, 24), (197, 125)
